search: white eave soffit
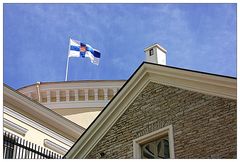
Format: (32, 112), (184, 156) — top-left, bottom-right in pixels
(143, 63), (236, 99)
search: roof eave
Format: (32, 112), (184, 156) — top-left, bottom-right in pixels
(3, 84), (85, 141)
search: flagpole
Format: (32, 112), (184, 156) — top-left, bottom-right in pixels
(65, 56), (70, 81)
(65, 39), (71, 81)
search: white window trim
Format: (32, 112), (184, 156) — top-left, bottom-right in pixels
(133, 125), (175, 159)
(44, 139), (68, 155)
(3, 118), (28, 137)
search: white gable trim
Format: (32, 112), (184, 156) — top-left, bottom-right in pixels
(65, 63), (236, 158)
(4, 85), (85, 141)
(145, 64), (236, 99)
(65, 65), (150, 158)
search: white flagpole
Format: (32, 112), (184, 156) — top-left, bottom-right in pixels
(65, 56), (70, 81)
(65, 39), (71, 81)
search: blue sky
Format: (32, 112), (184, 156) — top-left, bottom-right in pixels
(3, 3), (237, 89)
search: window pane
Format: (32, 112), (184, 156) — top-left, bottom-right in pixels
(149, 49), (154, 56)
(163, 139), (170, 158)
(141, 136), (170, 159)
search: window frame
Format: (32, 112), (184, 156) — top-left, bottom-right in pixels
(149, 49), (154, 56)
(133, 125), (175, 159)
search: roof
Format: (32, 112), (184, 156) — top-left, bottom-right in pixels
(64, 61), (236, 158)
(144, 43), (167, 53)
(3, 83), (85, 142)
(17, 80), (126, 90)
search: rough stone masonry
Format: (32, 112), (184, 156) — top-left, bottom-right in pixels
(86, 82), (236, 159)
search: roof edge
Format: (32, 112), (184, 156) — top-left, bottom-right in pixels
(17, 80), (126, 91)
(3, 83), (85, 141)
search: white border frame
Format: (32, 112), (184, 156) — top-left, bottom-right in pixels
(133, 125), (175, 159)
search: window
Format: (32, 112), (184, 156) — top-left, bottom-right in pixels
(78, 89), (85, 101)
(40, 92), (47, 103)
(88, 89), (95, 100)
(149, 49), (154, 56)
(60, 91), (66, 101)
(141, 136), (169, 159)
(107, 89), (114, 100)
(50, 91), (56, 102)
(133, 125), (174, 159)
(69, 90), (75, 101)
(98, 89), (104, 100)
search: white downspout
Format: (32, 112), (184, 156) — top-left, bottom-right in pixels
(36, 82), (41, 102)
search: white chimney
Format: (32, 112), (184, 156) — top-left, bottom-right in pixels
(144, 43), (167, 65)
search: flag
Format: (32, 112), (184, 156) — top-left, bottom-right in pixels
(80, 43), (101, 65)
(68, 38), (80, 57)
(68, 38), (101, 65)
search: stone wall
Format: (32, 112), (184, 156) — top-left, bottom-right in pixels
(86, 82), (237, 159)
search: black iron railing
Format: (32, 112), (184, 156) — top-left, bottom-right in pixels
(3, 131), (62, 159)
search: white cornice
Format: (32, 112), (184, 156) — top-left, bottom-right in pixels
(42, 100), (108, 109)
(144, 43), (167, 53)
(3, 85), (85, 142)
(65, 63), (236, 158)
(18, 81), (125, 93)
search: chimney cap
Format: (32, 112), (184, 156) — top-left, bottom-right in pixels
(144, 43), (167, 53)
